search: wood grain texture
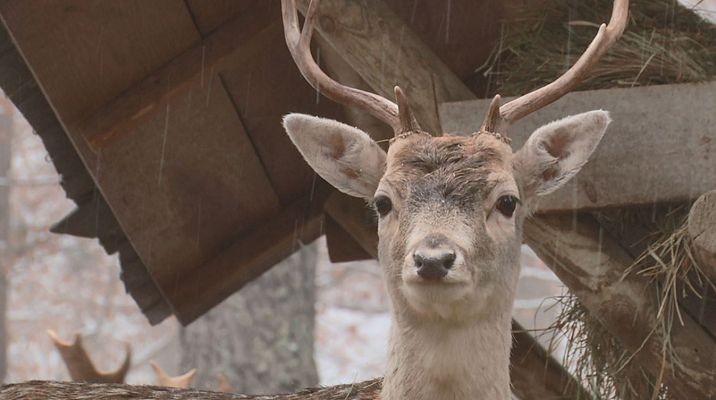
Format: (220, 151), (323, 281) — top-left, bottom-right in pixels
(0, 0), (198, 123)
(0, 17), (171, 323)
(511, 321), (594, 400)
(91, 77), (281, 323)
(170, 186), (329, 324)
(74, 3), (277, 150)
(296, 0), (474, 134)
(440, 82), (716, 212)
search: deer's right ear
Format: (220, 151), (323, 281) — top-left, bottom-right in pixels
(283, 114), (386, 199)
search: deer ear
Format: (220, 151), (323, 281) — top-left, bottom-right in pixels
(283, 114), (386, 199)
(514, 110), (610, 198)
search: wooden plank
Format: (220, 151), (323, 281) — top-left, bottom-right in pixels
(439, 82), (716, 212)
(92, 78), (281, 322)
(296, 0), (474, 134)
(324, 193), (378, 257)
(219, 21), (346, 203)
(171, 189), (329, 324)
(0, 19), (172, 324)
(511, 321), (593, 400)
(324, 214), (373, 262)
(185, 0), (273, 37)
(0, 0), (198, 124)
(73, 4), (277, 151)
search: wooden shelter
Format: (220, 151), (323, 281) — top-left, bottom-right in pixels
(1, 0), (715, 398)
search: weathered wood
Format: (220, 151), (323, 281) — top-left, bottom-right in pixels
(0, 380), (382, 400)
(511, 321), (594, 400)
(689, 190), (716, 281)
(324, 214), (373, 262)
(0, 0), (198, 124)
(296, 0), (474, 134)
(439, 82), (716, 212)
(525, 213), (716, 399)
(324, 193), (378, 257)
(73, 4), (277, 150)
(170, 187), (329, 324)
(0, 17), (172, 323)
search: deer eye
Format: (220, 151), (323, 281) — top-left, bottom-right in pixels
(373, 195), (393, 217)
(495, 195), (519, 218)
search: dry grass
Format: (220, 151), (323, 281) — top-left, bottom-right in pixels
(478, 0), (716, 97)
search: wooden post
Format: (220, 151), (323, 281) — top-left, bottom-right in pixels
(688, 190), (716, 282)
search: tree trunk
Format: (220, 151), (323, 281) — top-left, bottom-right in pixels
(0, 98), (14, 383)
(179, 243), (319, 393)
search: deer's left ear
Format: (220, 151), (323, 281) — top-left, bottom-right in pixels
(283, 113), (386, 199)
(513, 110), (611, 198)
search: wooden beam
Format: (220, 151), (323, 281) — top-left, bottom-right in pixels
(296, 0), (474, 134)
(439, 82), (716, 212)
(300, 1), (716, 398)
(169, 188), (329, 324)
(73, 3), (278, 151)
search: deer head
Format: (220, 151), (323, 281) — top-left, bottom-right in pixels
(281, 0), (627, 397)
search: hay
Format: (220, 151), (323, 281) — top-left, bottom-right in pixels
(479, 0), (716, 97)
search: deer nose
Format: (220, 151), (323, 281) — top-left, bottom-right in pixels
(413, 234), (456, 280)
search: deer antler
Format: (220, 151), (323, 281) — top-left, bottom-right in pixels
(217, 373), (234, 393)
(486, 0), (629, 131)
(150, 361), (197, 389)
(47, 330), (131, 383)
(282, 0), (418, 135)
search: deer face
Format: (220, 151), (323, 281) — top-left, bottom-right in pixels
(283, 110), (610, 322)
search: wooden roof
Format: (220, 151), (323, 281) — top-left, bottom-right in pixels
(0, 0), (508, 324)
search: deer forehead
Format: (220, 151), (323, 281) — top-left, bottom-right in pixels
(382, 133), (514, 204)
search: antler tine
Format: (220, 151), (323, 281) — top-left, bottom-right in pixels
(217, 373), (235, 393)
(47, 330), (132, 383)
(150, 360), (197, 389)
(479, 94), (502, 133)
(499, 0), (629, 125)
(282, 0), (401, 133)
(394, 86), (420, 133)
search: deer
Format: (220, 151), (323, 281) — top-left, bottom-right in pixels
(281, 0), (628, 398)
(2, 2), (628, 399)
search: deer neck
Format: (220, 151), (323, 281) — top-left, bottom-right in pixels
(381, 298), (513, 400)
